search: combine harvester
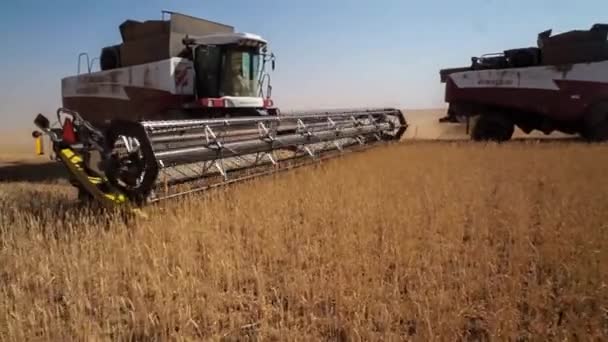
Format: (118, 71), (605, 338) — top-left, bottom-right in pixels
(439, 23), (608, 141)
(32, 12), (407, 206)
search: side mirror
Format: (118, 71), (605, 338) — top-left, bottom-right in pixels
(272, 60), (276, 71)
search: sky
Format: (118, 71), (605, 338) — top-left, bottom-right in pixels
(1, 0), (607, 129)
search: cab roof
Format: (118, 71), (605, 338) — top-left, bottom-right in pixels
(184, 32), (267, 47)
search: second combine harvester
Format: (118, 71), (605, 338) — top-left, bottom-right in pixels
(33, 12), (407, 206)
(440, 23), (608, 141)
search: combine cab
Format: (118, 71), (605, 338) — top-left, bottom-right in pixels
(33, 12), (407, 206)
(440, 24), (608, 141)
(64, 11), (277, 125)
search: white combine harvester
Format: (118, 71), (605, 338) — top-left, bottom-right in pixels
(33, 12), (407, 206)
(439, 23), (608, 141)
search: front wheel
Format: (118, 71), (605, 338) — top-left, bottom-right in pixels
(471, 114), (514, 142)
(581, 102), (608, 141)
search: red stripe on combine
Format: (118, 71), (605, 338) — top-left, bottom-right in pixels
(200, 98), (225, 107)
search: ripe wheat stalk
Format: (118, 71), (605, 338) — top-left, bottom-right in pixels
(0, 142), (606, 340)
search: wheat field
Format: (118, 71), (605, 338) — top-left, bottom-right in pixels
(0, 141), (607, 341)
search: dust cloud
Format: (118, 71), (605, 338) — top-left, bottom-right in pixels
(400, 109), (469, 140)
(400, 109), (575, 141)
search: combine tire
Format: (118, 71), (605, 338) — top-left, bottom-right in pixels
(471, 114), (514, 142)
(581, 103), (608, 141)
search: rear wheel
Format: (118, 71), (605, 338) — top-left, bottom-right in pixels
(471, 113), (514, 142)
(581, 102), (608, 141)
